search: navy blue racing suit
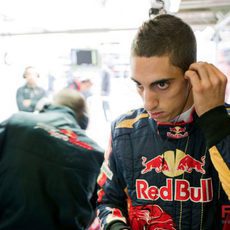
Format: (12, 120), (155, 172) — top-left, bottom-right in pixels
(97, 105), (230, 230)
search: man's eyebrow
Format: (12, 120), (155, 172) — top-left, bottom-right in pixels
(153, 78), (175, 84)
(131, 77), (175, 85)
(131, 78), (140, 84)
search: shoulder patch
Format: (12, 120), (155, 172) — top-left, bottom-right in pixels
(115, 113), (149, 128)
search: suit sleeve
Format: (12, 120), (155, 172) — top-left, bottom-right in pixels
(198, 105), (230, 199)
(16, 88), (25, 111)
(0, 119), (8, 158)
(97, 129), (130, 230)
(30, 88), (46, 111)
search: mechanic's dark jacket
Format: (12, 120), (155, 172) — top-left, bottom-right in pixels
(0, 105), (104, 230)
(97, 105), (230, 230)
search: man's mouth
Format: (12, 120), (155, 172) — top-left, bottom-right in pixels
(149, 111), (164, 119)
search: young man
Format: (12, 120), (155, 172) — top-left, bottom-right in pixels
(16, 66), (46, 112)
(0, 88), (104, 230)
(97, 14), (230, 230)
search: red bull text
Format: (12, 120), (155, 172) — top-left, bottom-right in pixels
(136, 178), (213, 202)
(139, 153), (211, 202)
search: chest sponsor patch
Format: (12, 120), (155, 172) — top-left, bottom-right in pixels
(141, 150), (206, 177)
(136, 178), (213, 202)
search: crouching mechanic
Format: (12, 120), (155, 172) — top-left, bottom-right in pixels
(0, 88), (104, 229)
(96, 14), (230, 230)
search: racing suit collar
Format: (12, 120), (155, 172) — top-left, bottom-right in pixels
(156, 106), (195, 126)
(170, 106), (195, 123)
(149, 107), (197, 140)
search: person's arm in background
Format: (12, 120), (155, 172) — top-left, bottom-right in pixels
(97, 131), (130, 230)
(30, 88), (47, 112)
(0, 119), (8, 158)
(16, 87), (27, 111)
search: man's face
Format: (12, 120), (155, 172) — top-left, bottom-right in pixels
(131, 56), (193, 122)
(25, 68), (39, 86)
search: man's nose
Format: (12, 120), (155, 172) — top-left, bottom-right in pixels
(142, 89), (158, 111)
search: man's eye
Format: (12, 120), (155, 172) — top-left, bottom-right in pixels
(157, 82), (169, 90)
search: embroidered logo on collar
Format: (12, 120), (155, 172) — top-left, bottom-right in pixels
(167, 126), (188, 139)
(34, 123), (93, 150)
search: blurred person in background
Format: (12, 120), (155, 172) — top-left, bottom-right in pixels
(97, 14), (230, 230)
(0, 88), (104, 229)
(67, 73), (93, 100)
(79, 76), (93, 100)
(67, 70), (81, 91)
(16, 66), (46, 112)
(100, 64), (112, 122)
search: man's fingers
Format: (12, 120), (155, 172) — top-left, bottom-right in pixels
(189, 62), (210, 82)
(185, 62), (227, 91)
(184, 70), (201, 92)
(184, 62), (227, 116)
(208, 63), (228, 86)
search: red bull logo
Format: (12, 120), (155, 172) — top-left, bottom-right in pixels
(138, 150), (212, 203)
(176, 155), (206, 174)
(34, 123), (93, 150)
(141, 155), (169, 174)
(167, 126), (188, 139)
(141, 150), (206, 177)
(136, 178), (213, 202)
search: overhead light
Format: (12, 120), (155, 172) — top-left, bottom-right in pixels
(149, 0), (181, 18)
(149, 0), (166, 18)
(164, 0), (181, 13)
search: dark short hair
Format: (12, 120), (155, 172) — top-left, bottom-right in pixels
(131, 14), (197, 73)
